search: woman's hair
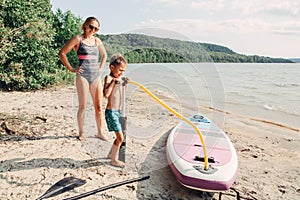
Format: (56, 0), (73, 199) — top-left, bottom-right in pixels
(81, 16), (100, 31)
(109, 53), (127, 66)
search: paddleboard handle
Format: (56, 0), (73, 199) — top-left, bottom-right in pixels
(128, 80), (209, 170)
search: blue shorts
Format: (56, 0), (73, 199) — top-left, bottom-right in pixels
(105, 109), (122, 132)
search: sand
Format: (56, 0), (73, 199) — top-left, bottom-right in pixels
(0, 85), (299, 200)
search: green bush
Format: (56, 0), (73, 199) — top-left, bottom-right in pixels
(0, 0), (82, 91)
(0, 0), (56, 90)
(52, 9), (82, 68)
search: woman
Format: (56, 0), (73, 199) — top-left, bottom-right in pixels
(59, 17), (107, 141)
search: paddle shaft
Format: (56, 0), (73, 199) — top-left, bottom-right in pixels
(119, 77), (127, 162)
(63, 175), (150, 200)
(118, 116), (126, 162)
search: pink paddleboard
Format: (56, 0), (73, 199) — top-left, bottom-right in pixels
(166, 114), (238, 192)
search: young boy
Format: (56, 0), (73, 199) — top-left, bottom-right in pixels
(103, 53), (128, 167)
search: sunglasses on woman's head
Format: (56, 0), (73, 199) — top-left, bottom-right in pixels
(89, 24), (99, 31)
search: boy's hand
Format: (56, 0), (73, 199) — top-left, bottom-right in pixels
(121, 77), (128, 84)
(114, 78), (121, 84)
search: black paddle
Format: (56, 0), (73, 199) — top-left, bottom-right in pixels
(36, 176), (86, 200)
(63, 175), (150, 200)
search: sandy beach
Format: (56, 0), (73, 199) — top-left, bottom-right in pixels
(0, 85), (300, 200)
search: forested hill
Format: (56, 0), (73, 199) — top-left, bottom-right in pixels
(289, 58), (300, 63)
(99, 33), (292, 63)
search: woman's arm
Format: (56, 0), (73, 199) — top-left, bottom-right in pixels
(96, 38), (107, 71)
(58, 35), (80, 73)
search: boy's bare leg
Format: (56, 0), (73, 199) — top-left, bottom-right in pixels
(107, 147), (112, 158)
(110, 144), (125, 167)
(108, 131), (124, 167)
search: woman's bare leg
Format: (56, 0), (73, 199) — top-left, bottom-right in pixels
(76, 75), (89, 141)
(90, 77), (107, 141)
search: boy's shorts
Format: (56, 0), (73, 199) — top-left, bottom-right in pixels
(105, 109), (122, 132)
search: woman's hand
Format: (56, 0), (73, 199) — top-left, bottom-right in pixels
(72, 66), (84, 74)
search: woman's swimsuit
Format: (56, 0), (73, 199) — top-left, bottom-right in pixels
(77, 39), (100, 85)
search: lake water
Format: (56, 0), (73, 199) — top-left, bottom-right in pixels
(115, 63), (300, 131)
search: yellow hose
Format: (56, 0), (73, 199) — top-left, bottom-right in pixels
(128, 80), (209, 170)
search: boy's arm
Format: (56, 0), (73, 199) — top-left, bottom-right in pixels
(103, 75), (116, 98)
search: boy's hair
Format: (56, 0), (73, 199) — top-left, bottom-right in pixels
(109, 53), (127, 67)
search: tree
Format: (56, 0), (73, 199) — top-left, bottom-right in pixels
(0, 0), (58, 90)
(0, 1), (84, 91)
(52, 9), (82, 68)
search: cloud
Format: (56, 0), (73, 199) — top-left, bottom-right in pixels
(231, 0), (300, 17)
(189, 0), (225, 11)
(148, 0), (300, 19)
(134, 17), (300, 42)
(147, 0), (226, 12)
(271, 23), (300, 36)
(148, 0), (184, 6)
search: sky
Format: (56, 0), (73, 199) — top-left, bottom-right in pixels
(50, 0), (300, 58)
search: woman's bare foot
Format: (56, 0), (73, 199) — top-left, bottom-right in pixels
(107, 153), (112, 159)
(77, 135), (86, 141)
(97, 132), (108, 141)
(111, 159), (125, 168)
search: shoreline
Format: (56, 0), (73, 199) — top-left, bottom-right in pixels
(1, 85), (300, 199)
(205, 105), (300, 133)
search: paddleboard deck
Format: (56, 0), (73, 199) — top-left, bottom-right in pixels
(166, 114), (238, 192)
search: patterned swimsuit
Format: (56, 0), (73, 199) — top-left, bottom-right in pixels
(77, 39), (100, 84)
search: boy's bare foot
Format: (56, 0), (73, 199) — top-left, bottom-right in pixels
(97, 132), (108, 141)
(111, 159), (125, 168)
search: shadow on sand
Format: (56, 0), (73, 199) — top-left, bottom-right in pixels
(0, 134), (78, 142)
(0, 157), (109, 173)
(136, 128), (215, 200)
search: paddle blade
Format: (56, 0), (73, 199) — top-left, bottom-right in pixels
(63, 175), (150, 200)
(36, 177), (86, 200)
